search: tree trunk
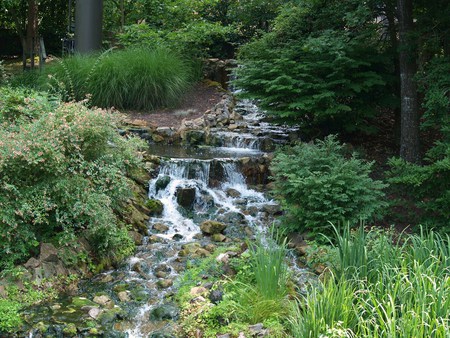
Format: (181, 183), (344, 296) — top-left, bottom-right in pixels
(25, 0), (39, 69)
(385, 0), (401, 147)
(397, 0), (420, 163)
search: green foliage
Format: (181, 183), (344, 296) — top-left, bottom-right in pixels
(289, 227), (450, 337)
(248, 229), (288, 301)
(235, 1), (390, 134)
(270, 136), (387, 236)
(388, 57), (450, 230)
(0, 299), (22, 332)
(0, 86), (58, 123)
(44, 47), (193, 110)
(0, 89), (144, 268)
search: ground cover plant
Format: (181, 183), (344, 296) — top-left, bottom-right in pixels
(0, 87), (144, 270)
(44, 47), (194, 110)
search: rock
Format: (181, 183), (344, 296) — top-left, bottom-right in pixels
(217, 335), (231, 338)
(172, 233), (183, 241)
(155, 271), (168, 278)
(228, 124), (238, 130)
(40, 243), (59, 262)
(176, 187), (196, 209)
(180, 243), (201, 256)
(93, 295), (114, 308)
(153, 223), (169, 233)
(209, 289), (223, 304)
(216, 253), (229, 264)
(0, 285), (7, 297)
(204, 244), (216, 252)
(190, 287), (208, 296)
(118, 291), (130, 302)
(262, 204), (282, 215)
(155, 264), (171, 274)
(156, 127), (175, 137)
(184, 130), (206, 145)
(249, 323), (264, 334)
(24, 257), (40, 269)
(128, 231), (144, 245)
(197, 248), (212, 257)
(145, 199), (164, 216)
(63, 323), (77, 336)
(72, 297), (97, 308)
(157, 279), (173, 289)
(88, 307), (102, 319)
(200, 220), (227, 235)
(226, 188), (241, 198)
(155, 175), (171, 192)
(212, 234), (227, 242)
(152, 134), (165, 143)
(149, 235), (163, 243)
(150, 303), (179, 321)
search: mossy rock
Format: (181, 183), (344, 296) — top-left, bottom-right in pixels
(145, 199), (164, 216)
(71, 297), (97, 308)
(155, 176), (171, 192)
(200, 220), (227, 235)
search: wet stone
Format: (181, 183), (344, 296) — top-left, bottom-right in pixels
(153, 223), (170, 233)
(157, 279), (173, 289)
(155, 175), (171, 192)
(200, 220), (227, 235)
(172, 233), (184, 241)
(150, 303), (179, 321)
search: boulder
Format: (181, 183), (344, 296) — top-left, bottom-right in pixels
(176, 187), (196, 209)
(155, 175), (171, 192)
(145, 199), (164, 216)
(200, 220), (227, 235)
(150, 303), (179, 321)
(157, 279), (173, 289)
(212, 234), (227, 242)
(226, 188), (241, 198)
(153, 223), (169, 233)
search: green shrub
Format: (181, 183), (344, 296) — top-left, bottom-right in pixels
(0, 90), (144, 268)
(270, 136), (387, 236)
(44, 47), (193, 110)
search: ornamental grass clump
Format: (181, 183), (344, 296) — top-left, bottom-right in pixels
(45, 47), (193, 110)
(270, 135), (387, 236)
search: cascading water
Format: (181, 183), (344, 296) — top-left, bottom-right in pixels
(122, 158), (272, 337)
(23, 97), (308, 338)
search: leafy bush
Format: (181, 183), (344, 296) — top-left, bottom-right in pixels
(388, 57), (450, 230)
(44, 47), (194, 110)
(270, 136), (387, 235)
(0, 89), (144, 268)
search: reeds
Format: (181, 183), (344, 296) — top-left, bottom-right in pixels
(289, 226), (450, 337)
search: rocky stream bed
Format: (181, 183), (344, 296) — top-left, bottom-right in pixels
(13, 97), (317, 337)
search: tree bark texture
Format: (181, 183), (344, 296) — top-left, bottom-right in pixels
(397, 0), (420, 163)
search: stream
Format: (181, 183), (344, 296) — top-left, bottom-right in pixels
(23, 99), (311, 338)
